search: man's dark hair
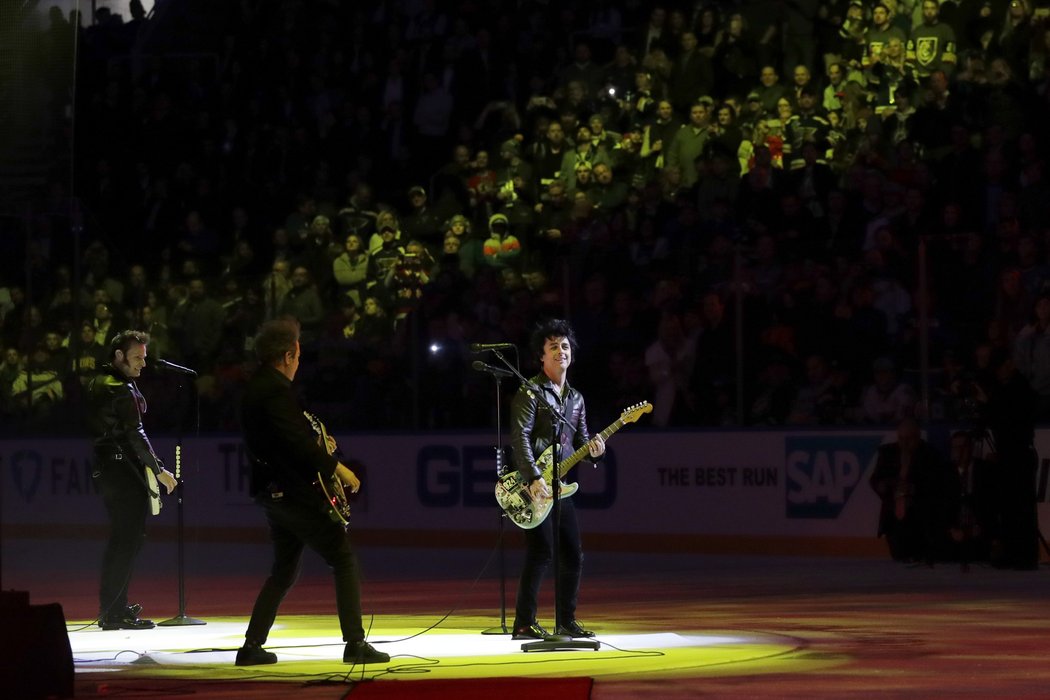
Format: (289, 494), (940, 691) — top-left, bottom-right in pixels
(529, 318), (577, 363)
(109, 329), (150, 359)
(254, 318), (300, 366)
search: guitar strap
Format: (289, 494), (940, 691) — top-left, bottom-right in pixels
(90, 373), (160, 500)
(95, 449), (160, 503)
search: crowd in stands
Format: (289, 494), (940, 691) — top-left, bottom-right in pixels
(3, 0), (1050, 435)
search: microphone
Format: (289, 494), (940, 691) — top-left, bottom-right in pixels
(470, 342), (515, 352)
(153, 358), (198, 376)
(472, 360), (513, 378)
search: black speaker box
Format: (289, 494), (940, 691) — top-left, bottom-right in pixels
(0, 590), (74, 699)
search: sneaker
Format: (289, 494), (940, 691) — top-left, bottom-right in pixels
(235, 644), (277, 666)
(343, 640), (390, 664)
(511, 622), (549, 640)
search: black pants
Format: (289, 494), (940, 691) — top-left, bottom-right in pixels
(514, 496), (583, 628)
(244, 495), (365, 645)
(96, 465), (149, 619)
(994, 447), (1039, 568)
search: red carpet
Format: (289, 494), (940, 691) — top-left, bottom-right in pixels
(344, 676), (593, 699)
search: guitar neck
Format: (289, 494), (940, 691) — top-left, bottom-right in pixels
(305, 410), (337, 456)
(554, 418), (624, 480)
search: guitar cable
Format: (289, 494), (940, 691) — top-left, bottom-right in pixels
(367, 533), (503, 645)
(189, 532), (505, 658)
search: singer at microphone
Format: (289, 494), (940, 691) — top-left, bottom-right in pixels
(507, 319), (604, 641)
(470, 342), (515, 352)
(472, 360), (513, 377)
(153, 358), (199, 376)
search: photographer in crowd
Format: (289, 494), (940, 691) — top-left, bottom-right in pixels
(975, 349), (1041, 570)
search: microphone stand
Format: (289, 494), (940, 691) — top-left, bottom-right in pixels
(480, 365), (509, 636)
(159, 371), (205, 627)
(489, 351), (600, 653)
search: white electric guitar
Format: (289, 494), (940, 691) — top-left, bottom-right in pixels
(495, 401), (651, 529)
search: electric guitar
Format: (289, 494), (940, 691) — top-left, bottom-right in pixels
(495, 401), (651, 529)
(145, 466), (162, 516)
(304, 410), (352, 526)
(143, 443), (176, 516)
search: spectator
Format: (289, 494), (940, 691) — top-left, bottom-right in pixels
(481, 213), (522, 269)
(860, 357), (917, 424)
(357, 295), (392, 349)
(863, 2), (907, 70)
(279, 266), (324, 346)
(172, 278), (225, 372)
(559, 42), (604, 98)
(787, 353), (850, 425)
(1012, 293), (1050, 418)
(869, 418), (951, 562)
(669, 32), (714, 114)
(906, 0), (958, 78)
(590, 163), (629, 214)
(644, 312), (696, 427)
(942, 430), (996, 564)
(666, 101), (711, 188)
(72, 322), (106, 386)
(0, 347), (22, 416)
(713, 12), (757, 98)
(753, 65), (789, 116)
(977, 348), (1039, 569)
(261, 260), (292, 320)
(333, 233), (370, 307)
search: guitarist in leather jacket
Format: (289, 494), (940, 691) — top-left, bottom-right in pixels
(510, 319), (605, 640)
(235, 318), (389, 667)
(87, 330), (176, 630)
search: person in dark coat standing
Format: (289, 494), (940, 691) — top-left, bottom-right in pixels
(979, 349), (1040, 569)
(869, 418), (950, 562)
(235, 318), (389, 666)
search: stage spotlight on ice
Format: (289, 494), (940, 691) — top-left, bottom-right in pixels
(429, 343), (441, 354)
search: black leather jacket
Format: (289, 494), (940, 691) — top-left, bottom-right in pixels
(86, 364), (161, 475)
(240, 366), (338, 499)
(510, 374), (593, 483)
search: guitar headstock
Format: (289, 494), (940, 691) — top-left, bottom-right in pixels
(620, 401), (653, 424)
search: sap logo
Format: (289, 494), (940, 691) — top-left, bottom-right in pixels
(785, 436), (883, 518)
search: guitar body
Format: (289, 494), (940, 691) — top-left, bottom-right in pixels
(304, 411), (352, 526)
(495, 445), (578, 530)
(145, 467), (162, 515)
(315, 473), (352, 526)
(494, 401), (652, 530)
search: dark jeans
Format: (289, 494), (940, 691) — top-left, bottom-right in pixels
(514, 496), (583, 628)
(994, 447), (1039, 568)
(96, 464), (148, 619)
(244, 495), (365, 645)
(883, 503), (940, 562)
